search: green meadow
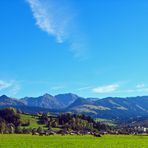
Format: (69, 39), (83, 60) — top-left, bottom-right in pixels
(0, 134), (147, 148)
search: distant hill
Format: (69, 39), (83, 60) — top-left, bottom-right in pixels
(20, 94), (62, 109)
(0, 95), (24, 106)
(0, 94), (148, 121)
(20, 93), (81, 109)
(67, 96), (148, 120)
(55, 93), (79, 108)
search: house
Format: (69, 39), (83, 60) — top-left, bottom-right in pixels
(134, 126), (147, 134)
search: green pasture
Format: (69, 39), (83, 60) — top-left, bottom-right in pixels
(0, 134), (147, 148)
(20, 114), (46, 129)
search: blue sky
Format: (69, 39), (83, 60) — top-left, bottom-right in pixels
(1, 0), (148, 98)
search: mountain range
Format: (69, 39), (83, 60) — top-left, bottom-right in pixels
(0, 93), (148, 121)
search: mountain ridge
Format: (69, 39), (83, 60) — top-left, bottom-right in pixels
(0, 94), (147, 120)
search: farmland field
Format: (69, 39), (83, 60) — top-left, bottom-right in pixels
(0, 134), (147, 148)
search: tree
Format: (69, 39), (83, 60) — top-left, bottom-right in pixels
(22, 128), (31, 134)
(15, 127), (23, 134)
(0, 118), (6, 134)
(37, 127), (43, 134)
(39, 113), (48, 124)
(7, 123), (15, 134)
(0, 108), (21, 126)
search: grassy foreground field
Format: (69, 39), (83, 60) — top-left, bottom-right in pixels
(0, 135), (147, 148)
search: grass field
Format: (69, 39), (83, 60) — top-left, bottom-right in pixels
(20, 114), (46, 129)
(0, 134), (147, 148)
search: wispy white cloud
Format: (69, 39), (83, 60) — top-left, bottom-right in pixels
(113, 83), (148, 94)
(135, 84), (148, 92)
(70, 38), (89, 59)
(50, 85), (65, 91)
(9, 83), (21, 95)
(0, 80), (20, 95)
(26, 0), (88, 58)
(136, 84), (146, 89)
(92, 84), (119, 94)
(78, 86), (93, 91)
(26, 0), (71, 43)
(0, 80), (12, 90)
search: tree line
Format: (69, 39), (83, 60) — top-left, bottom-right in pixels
(0, 108), (111, 135)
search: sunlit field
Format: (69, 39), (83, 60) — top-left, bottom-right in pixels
(0, 134), (147, 148)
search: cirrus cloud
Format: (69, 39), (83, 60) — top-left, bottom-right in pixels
(0, 80), (12, 90)
(0, 80), (20, 95)
(26, 0), (71, 43)
(26, 0), (88, 58)
(92, 84), (119, 94)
